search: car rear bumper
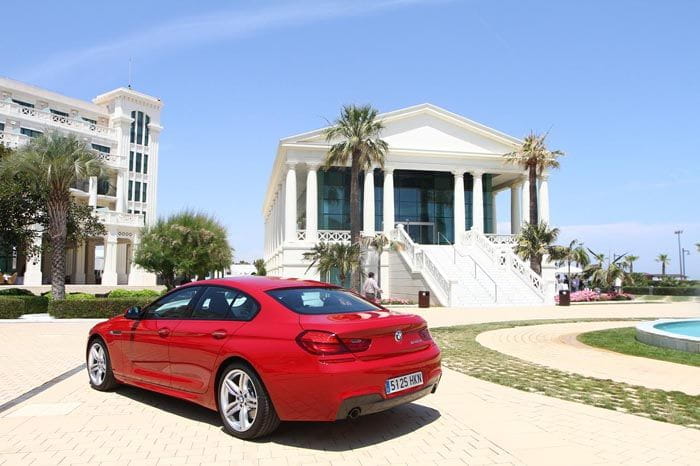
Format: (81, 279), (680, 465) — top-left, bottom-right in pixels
(335, 379), (439, 420)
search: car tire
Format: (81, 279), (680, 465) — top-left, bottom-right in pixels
(217, 362), (280, 439)
(86, 338), (118, 391)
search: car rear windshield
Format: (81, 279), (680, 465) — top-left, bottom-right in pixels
(267, 287), (382, 314)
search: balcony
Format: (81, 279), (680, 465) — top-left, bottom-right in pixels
(0, 101), (116, 139)
(96, 179), (116, 197)
(96, 210), (144, 228)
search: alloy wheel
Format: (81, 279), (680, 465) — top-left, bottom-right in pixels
(88, 342), (107, 386)
(219, 369), (258, 432)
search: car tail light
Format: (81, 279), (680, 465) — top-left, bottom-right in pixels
(296, 330), (370, 355)
(418, 327), (432, 341)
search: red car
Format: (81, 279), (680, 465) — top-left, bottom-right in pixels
(86, 277), (442, 439)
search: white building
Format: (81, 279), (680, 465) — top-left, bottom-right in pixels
(0, 77), (162, 286)
(263, 104), (556, 306)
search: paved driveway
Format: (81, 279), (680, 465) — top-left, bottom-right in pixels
(1, 302), (699, 465)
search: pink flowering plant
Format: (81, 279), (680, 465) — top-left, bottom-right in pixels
(555, 290), (634, 303)
(380, 297), (415, 305)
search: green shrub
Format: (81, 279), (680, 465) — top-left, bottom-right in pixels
(44, 292), (96, 301)
(48, 297), (154, 319)
(16, 295), (49, 313)
(624, 286), (700, 296)
(108, 289), (162, 298)
(0, 297), (26, 318)
(0, 288), (35, 296)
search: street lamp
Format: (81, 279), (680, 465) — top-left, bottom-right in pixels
(674, 230), (683, 279)
(682, 248), (690, 279)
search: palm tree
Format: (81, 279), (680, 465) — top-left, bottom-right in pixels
(553, 239), (589, 282)
(504, 132), (564, 225)
(656, 254), (670, 276)
(253, 259), (267, 276)
(583, 250), (626, 289)
(624, 255), (639, 273)
(303, 242), (361, 286)
(323, 105), (388, 290)
(0, 132), (103, 299)
(514, 222), (560, 275)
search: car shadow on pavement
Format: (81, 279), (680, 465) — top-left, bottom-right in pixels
(267, 403), (441, 450)
(113, 385), (440, 450)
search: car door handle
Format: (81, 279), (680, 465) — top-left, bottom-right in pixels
(158, 328), (171, 338)
(211, 330), (227, 340)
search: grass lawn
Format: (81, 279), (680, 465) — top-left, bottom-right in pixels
(635, 295), (699, 302)
(578, 327), (700, 367)
(432, 319), (700, 429)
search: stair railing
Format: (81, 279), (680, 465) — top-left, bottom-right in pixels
(439, 232), (497, 303)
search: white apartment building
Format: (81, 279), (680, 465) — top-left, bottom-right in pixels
(263, 104), (556, 306)
(0, 77), (162, 286)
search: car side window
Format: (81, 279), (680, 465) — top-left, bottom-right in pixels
(192, 287), (236, 320)
(144, 287), (200, 319)
(190, 286), (259, 321)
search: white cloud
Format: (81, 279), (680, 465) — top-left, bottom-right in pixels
(18, 0), (440, 81)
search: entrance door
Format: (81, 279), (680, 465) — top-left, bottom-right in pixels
(397, 221), (436, 244)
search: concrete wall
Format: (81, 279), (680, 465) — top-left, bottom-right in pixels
(387, 251), (439, 305)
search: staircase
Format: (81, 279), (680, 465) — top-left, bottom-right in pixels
(391, 226), (547, 307)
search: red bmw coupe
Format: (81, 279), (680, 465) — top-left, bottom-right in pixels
(86, 277), (442, 439)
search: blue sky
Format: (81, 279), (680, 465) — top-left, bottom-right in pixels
(6, 0), (699, 277)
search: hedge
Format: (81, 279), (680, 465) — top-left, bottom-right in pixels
(48, 297), (155, 319)
(17, 295), (49, 313)
(108, 289), (162, 298)
(0, 288), (34, 296)
(624, 286), (700, 296)
(0, 297), (27, 319)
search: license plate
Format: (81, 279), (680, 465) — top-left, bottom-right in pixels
(385, 371), (423, 395)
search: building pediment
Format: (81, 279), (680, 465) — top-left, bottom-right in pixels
(283, 103), (521, 155)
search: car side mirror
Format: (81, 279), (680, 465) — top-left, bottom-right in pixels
(124, 306), (142, 320)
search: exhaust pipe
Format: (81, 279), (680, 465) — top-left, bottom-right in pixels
(347, 407), (361, 420)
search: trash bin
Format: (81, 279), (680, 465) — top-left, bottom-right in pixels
(558, 289), (570, 306)
(418, 291), (430, 308)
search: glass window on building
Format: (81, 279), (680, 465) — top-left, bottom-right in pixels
(135, 152), (142, 173)
(50, 109), (69, 117)
(0, 122), (4, 131)
(317, 168), (352, 230)
(323, 267), (352, 288)
(143, 154), (148, 174)
(483, 174), (494, 234)
(130, 111), (136, 143)
(129, 151), (134, 171)
(136, 112), (144, 145)
(12, 99), (34, 108)
(20, 128), (42, 138)
(134, 181), (141, 202)
(91, 144), (110, 154)
(374, 169), (383, 231)
(464, 173), (474, 230)
(145, 115), (150, 146)
(394, 170), (454, 244)
(82, 117), (97, 125)
(128, 181), (133, 201)
(142, 183), (147, 202)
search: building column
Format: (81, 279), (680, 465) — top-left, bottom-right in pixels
(453, 171), (465, 243)
(363, 168), (375, 235)
(472, 170), (484, 232)
(23, 227), (43, 286)
(128, 234), (143, 285)
(88, 176), (98, 207)
(538, 173), (550, 225)
(102, 230), (118, 286)
(284, 163), (297, 242)
(382, 168), (395, 233)
(305, 165), (318, 242)
(521, 175), (530, 226)
(73, 242), (86, 284)
(510, 183), (522, 234)
(116, 172), (127, 213)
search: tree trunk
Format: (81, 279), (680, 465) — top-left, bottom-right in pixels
(47, 196), (69, 300)
(529, 164), (538, 225)
(349, 151), (362, 291)
(532, 253), (543, 276)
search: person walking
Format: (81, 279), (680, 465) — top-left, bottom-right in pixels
(362, 272), (382, 302)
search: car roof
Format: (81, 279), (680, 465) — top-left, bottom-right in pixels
(181, 276), (336, 292)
